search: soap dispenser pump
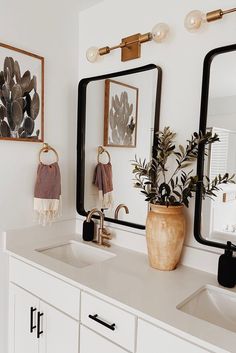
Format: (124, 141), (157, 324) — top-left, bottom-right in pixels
(217, 241), (236, 288)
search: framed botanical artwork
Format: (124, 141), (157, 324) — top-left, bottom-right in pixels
(0, 42), (44, 142)
(104, 79), (138, 147)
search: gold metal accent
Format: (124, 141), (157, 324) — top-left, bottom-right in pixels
(97, 145), (111, 163)
(43, 142), (49, 151)
(94, 29), (153, 62)
(223, 193), (227, 203)
(86, 208), (112, 247)
(223, 7), (236, 15)
(98, 46), (110, 56)
(39, 143), (59, 163)
(206, 6), (236, 22)
(110, 43), (123, 51)
(139, 32), (152, 44)
(121, 33), (141, 62)
(206, 9), (223, 22)
(222, 192), (236, 203)
(114, 204), (129, 220)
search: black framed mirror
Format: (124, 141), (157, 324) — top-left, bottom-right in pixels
(77, 64), (162, 229)
(194, 44), (236, 251)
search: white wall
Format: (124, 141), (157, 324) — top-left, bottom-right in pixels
(1, 0), (236, 351)
(78, 0), (236, 247)
(0, 0), (80, 351)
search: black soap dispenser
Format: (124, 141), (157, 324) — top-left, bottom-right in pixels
(217, 241), (236, 288)
(82, 218), (95, 241)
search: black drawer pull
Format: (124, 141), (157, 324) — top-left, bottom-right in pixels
(30, 307), (36, 333)
(37, 312), (44, 338)
(88, 314), (116, 331)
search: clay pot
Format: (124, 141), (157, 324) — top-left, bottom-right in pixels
(146, 204), (186, 271)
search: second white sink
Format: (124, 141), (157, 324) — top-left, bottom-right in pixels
(37, 240), (116, 268)
(177, 285), (236, 333)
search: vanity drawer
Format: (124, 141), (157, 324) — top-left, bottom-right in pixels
(137, 319), (210, 353)
(80, 325), (128, 353)
(81, 292), (136, 352)
(9, 257), (80, 320)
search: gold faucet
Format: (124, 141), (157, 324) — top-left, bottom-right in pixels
(114, 204), (129, 220)
(86, 208), (112, 247)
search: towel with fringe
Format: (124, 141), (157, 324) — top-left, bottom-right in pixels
(93, 162), (113, 209)
(34, 162), (61, 225)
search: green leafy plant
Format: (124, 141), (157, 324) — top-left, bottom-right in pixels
(132, 126), (235, 207)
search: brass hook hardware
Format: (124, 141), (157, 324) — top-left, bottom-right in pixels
(39, 143), (59, 163)
(97, 146), (111, 164)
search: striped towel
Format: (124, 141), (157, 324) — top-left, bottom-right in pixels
(34, 162), (61, 225)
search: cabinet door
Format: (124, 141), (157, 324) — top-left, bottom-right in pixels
(39, 301), (79, 353)
(9, 284), (39, 353)
(137, 319), (210, 353)
(80, 325), (127, 353)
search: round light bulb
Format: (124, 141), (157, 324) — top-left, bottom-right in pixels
(184, 10), (206, 32)
(151, 23), (169, 43)
(86, 46), (99, 63)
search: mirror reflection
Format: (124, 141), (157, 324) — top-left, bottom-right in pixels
(85, 69), (158, 226)
(202, 50), (236, 243)
(77, 65), (161, 228)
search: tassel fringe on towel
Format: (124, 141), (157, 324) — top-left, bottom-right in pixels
(34, 162), (61, 225)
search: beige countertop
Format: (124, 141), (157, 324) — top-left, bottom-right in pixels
(4, 220), (236, 353)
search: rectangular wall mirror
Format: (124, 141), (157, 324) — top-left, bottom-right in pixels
(77, 64), (162, 229)
(195, 44), (236, 250)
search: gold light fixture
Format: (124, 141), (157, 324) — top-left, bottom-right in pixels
(86, 23), (169, 63)
(185, 7), (236, 32)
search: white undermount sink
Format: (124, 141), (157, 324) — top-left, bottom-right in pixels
(177, 285), (236, 333)
(36, 240), (116, 268)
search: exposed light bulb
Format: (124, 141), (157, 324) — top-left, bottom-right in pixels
(151, 23), (169, 42)
(184, 10), (206, 32)
(86, 47), (99, 63)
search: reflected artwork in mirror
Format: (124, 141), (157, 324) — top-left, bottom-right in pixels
(77, 64), (162, 229)
(195, 44), (236, 251)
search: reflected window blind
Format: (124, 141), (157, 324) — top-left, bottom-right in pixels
(208, 127), (229, 180)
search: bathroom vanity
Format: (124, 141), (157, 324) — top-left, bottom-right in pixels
(4, 220), (236, 353)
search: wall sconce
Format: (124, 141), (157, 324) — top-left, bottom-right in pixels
(86, 23), (169, 63)
(185, 7), (236, 32)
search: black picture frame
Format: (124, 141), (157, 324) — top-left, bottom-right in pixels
(194, 44), (236, 251)
(76, 64), (162, 230)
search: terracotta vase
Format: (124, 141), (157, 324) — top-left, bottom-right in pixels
(145, 204), (186, 271)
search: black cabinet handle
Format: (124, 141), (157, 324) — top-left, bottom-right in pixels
(88, 314), (116, 331)
(30, 307), (36, 333)
(37, 312), (44, 338)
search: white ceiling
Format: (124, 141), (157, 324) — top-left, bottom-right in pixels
(79, 0), (103, 11)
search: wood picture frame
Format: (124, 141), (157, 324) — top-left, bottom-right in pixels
(0, 42), (44, 142)
(104, 79), (138, 147)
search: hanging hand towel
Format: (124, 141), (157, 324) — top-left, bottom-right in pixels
(93, 162), (113, 209)
(34, 162), (61, 225)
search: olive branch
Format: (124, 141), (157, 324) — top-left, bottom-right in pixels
(132, 127), (235, 207)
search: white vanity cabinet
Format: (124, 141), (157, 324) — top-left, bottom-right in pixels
(9, 284), (79, 353)
(9, 257), (80, 353)
(9, 284), (39, 353)
(80, 292), (136, 352)
(8, 257), (219, 353)
(136, 319), (211, 353)
(80, 325), (128, 353)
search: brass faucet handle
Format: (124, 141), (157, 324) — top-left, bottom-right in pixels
(102, 227), (111, 236)
(102, 233), (112, 241)
(102, 240), (111, 248)
(101, 227), (112, 247)
(95, 227), (112, 247)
